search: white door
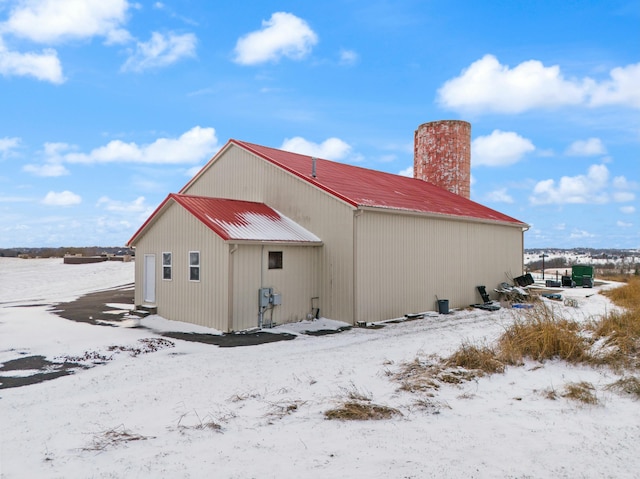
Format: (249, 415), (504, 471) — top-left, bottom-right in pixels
(143, 254), (156, 304)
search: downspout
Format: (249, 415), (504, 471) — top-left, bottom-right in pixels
(521, 225), (530, 276)
(352, 208), (364, 324)
(258, 244), (265, 329)
(227, 244), (238, 332)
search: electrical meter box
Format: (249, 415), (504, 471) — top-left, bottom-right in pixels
(259, 288), (272, 309)
(271, 293), (282, 305)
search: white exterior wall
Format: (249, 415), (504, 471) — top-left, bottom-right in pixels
(183, 145), (355, 323)
(231, 244), (322, 331)
(133, 202), (229, 330)
(354, 210), (524, 322)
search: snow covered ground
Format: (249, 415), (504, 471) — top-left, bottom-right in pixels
(1, 258), (638, 478)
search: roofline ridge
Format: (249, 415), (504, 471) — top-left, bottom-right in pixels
(232, 139), (359, 208)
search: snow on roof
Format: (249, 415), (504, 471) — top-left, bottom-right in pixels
(129, 194), (322, 245)
(229, 140), (527, 226)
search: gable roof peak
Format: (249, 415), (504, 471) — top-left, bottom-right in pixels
(229, 139), (526, 227)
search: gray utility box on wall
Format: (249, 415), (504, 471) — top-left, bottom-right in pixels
(259, 288), (282, 308)
(259, 288), (273, 309)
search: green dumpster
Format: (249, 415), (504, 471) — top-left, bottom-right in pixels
(572, 265), (594, 287)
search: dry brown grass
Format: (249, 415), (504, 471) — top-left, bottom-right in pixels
(497, 304), (588, 364)
(588, 277), (640, 369)
(393, 346), (504, 395)
(605, 377), (640, 399)
(562, 381), (599, 405)
(83, 425), (153, 451)
(600, 276), (640, 309)
(324, 401), (401, 420)
(598, 272), (634, 283)
(394, 355), (443, 392)
(445, 342), (505, 374)
(393, 278), (640, 403)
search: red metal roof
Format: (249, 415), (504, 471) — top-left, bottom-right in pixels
(229, 140), (526, 226)
(128, 194), (322, 245)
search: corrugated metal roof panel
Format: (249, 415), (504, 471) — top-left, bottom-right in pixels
(232, 140), (527, 226)
(172, 194), (322, 243)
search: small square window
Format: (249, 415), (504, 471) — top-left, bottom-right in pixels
(268, 251), (283, 270)
(189, 251), (200, 281)
(162, 252), (172, 280)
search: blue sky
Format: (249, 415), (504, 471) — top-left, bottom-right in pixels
(0, 0), (638, 249)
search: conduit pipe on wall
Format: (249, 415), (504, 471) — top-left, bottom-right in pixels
(258, 244), (265, 329)
(227, 244), (238, 332)
(352, 208), (364, 324)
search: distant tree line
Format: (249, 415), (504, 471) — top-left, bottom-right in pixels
(0, 247), (133, 258)
(526, 256), (638, 276)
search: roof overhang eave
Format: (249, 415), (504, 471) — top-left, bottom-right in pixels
(356, 205), (529, 229)
(226, 239), (324, 246)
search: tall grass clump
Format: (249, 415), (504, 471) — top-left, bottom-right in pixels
(324, 402), (401, 421)
(589, 277), (640, 369)
(497, 304), (588, 365)
(445, 342), (505, 375)
(562, 381), (599, 405)
(600, 276), (640, 310)
(605, 377), (640, 399)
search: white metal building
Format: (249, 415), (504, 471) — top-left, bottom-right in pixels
(128, 134), (528, 332)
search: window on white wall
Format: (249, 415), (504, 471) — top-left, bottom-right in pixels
(162, 252), (172, 280)
(189, 251), (200, 281)
(268, 251), (283, 269)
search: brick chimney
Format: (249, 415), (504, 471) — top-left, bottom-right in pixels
(414, 120), (471, 199)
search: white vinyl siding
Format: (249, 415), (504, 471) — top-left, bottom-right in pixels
(182, 144), (355, 324)
(231, 244), (321, 331)
(132, 202), (229, 330)
(354, 209), (524, 322)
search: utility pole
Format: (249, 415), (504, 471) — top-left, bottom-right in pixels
(539, 253), (549, 280)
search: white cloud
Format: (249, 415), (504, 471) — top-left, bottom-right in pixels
(485, 188), (514, 203)
(280, 136), (351, 161)
(613, 176), (638, 190)
(398, 166), (413, 177)
(438, 55), (586, 113)
(22, 127), (217, 176)
(42, 190), (81, 206)
(122, 32), (197, 72)
(565, 138), (606, 156)
(0, 136), (20, 158)
(613, 191), (636, 202)
(617, 220), (633, 227)
(471, 130), (535, 167)
(185, 165), (203, 177)
(339, 49), (358, 65)
(23, 162), (69, 177)
(570, 229), (595, 239)
(0, 195), (32, 202)
(438, 55), (640, 113)
(63, 126), (217, 165)
(620, 206), (636, 214)
(97, 196), (149, 213)
(589, 63), (640, 108)
(233, 12), (318, 65)
(530, 164), (610, 205)
(378, 154), (397, 163)
(1, 0), (131, 44)
(0, 37), (64, 83)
